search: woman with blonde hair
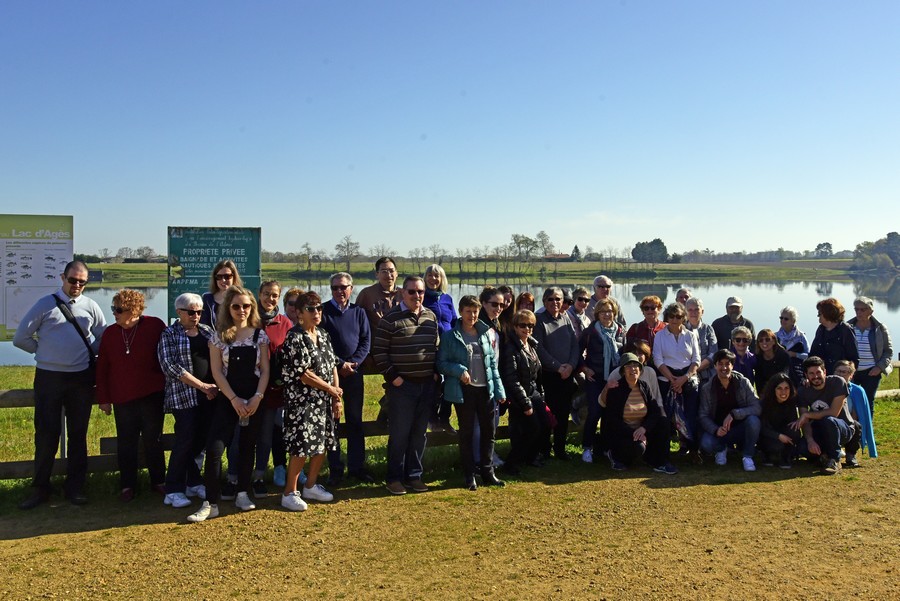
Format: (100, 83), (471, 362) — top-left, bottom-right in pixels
(188, 286), (270, 522)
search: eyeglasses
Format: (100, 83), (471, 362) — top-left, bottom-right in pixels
(66, 277), (87, 286)
(670, 315), (685, 320)
(215, 273), (234, 281)
(110, 306), (127, 314)
(546, 297), (562, 303)
(515, 323), (535, 330)
(285, 300), (297, 307)
(405, 289), (425, 296)
(576, 297), (590, 303)
(230, 303), (252, 311)
(378, 269), (397, 275)
(733, 337), (750, 344)
(304, 305), (323, 313)
(487, 301), (503, 308)
(640, 305), (657, 311)
(178, 308), (202, 316)
(595, 285), (611, 289)
(331, 284), (350, 292)
(779, 316), (792, 321)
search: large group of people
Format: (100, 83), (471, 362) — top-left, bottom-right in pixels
(11, 260), (892, 519)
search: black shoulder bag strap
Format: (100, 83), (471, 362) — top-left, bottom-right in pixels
(52, 294), (96, 367)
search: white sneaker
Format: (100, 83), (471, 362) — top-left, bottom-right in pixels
(714, 450), (728, 466)
(281, 491), (308, 512)
(164, 492), (191, 508)
(742, 457), (757, 472)
(187, 501), (218, 523)
(582, 449), (593, 463)
(185, 484), (206, 499)
(235, 491), (256, 511)
(301, 484), (334, 503)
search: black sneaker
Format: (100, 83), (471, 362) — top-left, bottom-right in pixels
(251, 480), (268, 498)
(221, 481), (237, 501)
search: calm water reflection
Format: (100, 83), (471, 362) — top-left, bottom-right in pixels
(2, 278), (898, 365)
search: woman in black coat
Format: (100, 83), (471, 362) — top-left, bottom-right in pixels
(499, 310), (548, 474)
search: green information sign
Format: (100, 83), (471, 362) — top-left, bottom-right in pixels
(167, 227), (261, 322)
(1, 214), (74, 340)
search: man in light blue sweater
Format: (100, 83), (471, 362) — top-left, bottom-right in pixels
(13, 261), (106, 509)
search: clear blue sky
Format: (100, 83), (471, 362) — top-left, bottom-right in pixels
(2, 1), (898, 259)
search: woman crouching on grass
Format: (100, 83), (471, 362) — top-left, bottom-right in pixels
(437, 295), (507, 491)
(279, 291), (343, 511)
(758, 373), (801, 469)
(603, 353), (677, 475)
(188, 286), (270, 522)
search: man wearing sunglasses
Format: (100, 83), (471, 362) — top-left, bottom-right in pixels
(320, 272), (374, 484)
(372, 276), (440, 495)
(14, 260), (107, 509)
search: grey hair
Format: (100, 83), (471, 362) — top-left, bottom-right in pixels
(854, 296), (875, 310)
(685, 297), (704, 311)
(593, 275), (612, 287)
(175, 292), (203, 310)
(330, 272), (353, 286)
(731, 325), (752, 340)
(780, 306), (798, 321)
(676, 287), (692, 298)
(543, 286), (564, 302)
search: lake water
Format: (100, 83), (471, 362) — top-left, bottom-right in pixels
(3, 278), (899, 366)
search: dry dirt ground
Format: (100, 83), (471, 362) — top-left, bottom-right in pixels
(1, 453), (897, 600)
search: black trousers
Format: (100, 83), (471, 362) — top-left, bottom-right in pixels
(542, 372), (577, 455)
(506, 404), (546, 467)
(328, 370), (366, 475)
(31, 368), (95, 495)
(455, 386), (496, 477)
(165, 393), (214, 494)
(608, 418), (671, 468)
(204, 396), (264, 503)
(112, 391), (166, 490)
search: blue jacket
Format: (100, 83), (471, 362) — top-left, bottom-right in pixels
(847, 382), (877, 458)
(424, 289), (456, 334)
(436, 320), (505, 404)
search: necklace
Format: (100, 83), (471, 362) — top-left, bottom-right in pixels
(122, 318), (140, 355)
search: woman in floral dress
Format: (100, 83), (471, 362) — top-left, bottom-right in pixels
(279, 291), (344, 512)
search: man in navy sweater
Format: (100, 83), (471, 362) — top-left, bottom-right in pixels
(320, 272), (373, 484)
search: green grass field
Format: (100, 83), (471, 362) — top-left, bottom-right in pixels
(85, 258), (854, 288)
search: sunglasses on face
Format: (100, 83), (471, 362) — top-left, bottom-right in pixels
(231, 303), (252, 311)
(285, 300), (298, 307)
(66, 277), (87, 286)
(331, 284), (350, 292)
(547, 297), (562, 303)
(595, 285), (611, 289)
(304, 305), (323, 313)
(516, 323), (535, 330)
(110, 306), (128, 314)
(780, 316), (792, 321)
(215, 273), (234, 281)
(640, 305), (657, 311)
(576, 297), (590, 303)
(487, 301), (504, 308)
(178, 308), (202, 316)
(405, 289), (425, 296)
(733, 337), (750, 344)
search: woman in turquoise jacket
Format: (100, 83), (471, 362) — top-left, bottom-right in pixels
(437, 295), (506, 491)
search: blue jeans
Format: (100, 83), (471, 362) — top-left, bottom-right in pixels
(165, 396), (214, 494)
(810, 416), (853, 461)
(700, 415), (761, 458)
(581, 379), (605, 451)
(386, 379), (435, 483)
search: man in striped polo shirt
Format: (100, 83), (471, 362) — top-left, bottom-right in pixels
(372, 276), (440, 495)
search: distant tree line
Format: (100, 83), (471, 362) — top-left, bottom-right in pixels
(853, 231), (900, 272)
